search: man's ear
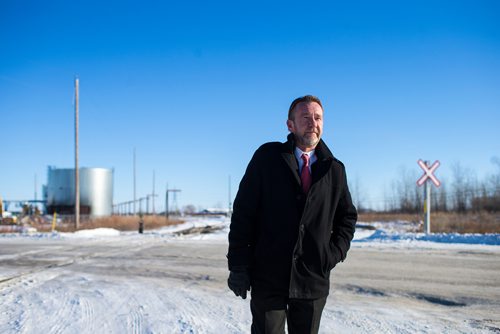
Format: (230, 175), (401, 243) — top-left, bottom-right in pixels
(286, 119), (294, 132)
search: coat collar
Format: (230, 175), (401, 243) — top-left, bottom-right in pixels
(281, 133), (334, 186)
(283, 133), (334, 160)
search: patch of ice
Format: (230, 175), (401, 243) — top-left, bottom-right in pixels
(354, 229), (500, 246)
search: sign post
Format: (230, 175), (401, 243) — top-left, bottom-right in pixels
(424, 178), (431, 234)
(417, 159), (441, 234)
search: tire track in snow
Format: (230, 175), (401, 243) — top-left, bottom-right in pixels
(7, 295), (26, 333)
(80, 294), (95, 334)
(48, 289), (75, 334)
(1, 275), (49, 333)
(0, 245), (67, 261)
(127, 298), (144, 334)
(0, 240), (158, 286)
(0, 259), (75, 285)
(176, 289), (209, 333)
(172, 286), (247, 333)
(0, 269), (103, 334)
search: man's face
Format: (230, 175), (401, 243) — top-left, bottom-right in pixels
(286, 101), (324, 151)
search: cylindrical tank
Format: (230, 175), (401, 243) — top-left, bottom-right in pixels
(45, 166), (113, 217)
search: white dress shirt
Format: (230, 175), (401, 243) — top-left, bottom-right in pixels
(294, 147), (317, 174)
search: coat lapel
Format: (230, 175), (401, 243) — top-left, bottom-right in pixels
(281, 134), (301, 186)
(312, 139), (334, 184)
(311, 158), (332, 184)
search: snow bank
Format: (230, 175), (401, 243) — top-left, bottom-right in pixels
(69, 228), (121, 238)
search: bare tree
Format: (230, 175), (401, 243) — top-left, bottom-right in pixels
(485, 157), (500, 212)
(450, 162), (476, 213)
(349, 175), (366, 213)
(383, 186), (397, 212)
(433, 178), (448, 212)
(413, 179), (423, 213)
(393, 166), (420, 213)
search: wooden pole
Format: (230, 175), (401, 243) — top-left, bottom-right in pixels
(166, 183), (169, 220)
(133, 148), (136, 215)
(75, 77), (80, 230)
(152, 170), (155, 215)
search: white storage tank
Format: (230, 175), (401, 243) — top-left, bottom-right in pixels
(45, 166), (113, 217)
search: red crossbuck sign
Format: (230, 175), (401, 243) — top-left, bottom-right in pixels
(417, 159), (441, 187)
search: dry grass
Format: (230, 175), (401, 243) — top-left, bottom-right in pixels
(359, 212), (422, 224)
(4, 212), (500, 234)
(358, 211), (500, 234)
(430, 212), (500, 234)
(26, 215), (182, 233)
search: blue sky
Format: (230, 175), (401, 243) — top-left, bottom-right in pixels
(1, 0), (499, 211)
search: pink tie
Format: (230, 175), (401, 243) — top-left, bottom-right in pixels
(301, 154), (312, 194)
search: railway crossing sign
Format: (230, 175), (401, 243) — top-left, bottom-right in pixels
(417, 159), (441, 187)
(416, 159), (441, 235)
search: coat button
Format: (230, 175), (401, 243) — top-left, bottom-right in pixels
(300, 225), (305, 231)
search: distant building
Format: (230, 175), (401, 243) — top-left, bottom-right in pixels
(44, 166), (113, 217)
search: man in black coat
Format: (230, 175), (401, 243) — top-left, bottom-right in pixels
(227, 95), (357, 333)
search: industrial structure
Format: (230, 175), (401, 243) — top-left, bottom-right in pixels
(44, 166), (113, 217)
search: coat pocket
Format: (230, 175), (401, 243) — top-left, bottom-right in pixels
(325, 241), (342, 272)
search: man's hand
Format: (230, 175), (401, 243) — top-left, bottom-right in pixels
(227, 267), (250, 299)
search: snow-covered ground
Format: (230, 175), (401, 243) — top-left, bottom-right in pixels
(1, 218), (499, 333)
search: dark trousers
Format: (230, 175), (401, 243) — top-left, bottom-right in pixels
(250, 295), (327, 334)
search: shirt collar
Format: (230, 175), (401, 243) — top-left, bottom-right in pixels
(294, 147), (315, 161)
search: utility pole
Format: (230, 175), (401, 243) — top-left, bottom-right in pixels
(74, 77), (80, 230)
(133, 148), (136, 215)
(146, 193), (158, 216)
(138, 197), (145, 215)
(152, 170), (156, 215)
(165, 184), (181, 220)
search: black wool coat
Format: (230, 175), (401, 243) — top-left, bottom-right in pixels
(228, 134), (358, 299)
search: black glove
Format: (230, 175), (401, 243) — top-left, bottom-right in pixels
(227, 267), (250, 299)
